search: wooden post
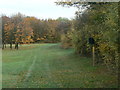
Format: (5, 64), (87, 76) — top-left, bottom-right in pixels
(92, 45), (95, 66)
(88, 37), (95, 66)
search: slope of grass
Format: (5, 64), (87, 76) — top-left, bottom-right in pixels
(2, 44), (118, 88)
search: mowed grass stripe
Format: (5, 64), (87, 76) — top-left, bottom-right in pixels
(2, 44), (37, 88)
(23, 56), (37, 82)
(2, 44), (118, 88)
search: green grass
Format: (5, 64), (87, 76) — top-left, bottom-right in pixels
(2, 43), (118, 88)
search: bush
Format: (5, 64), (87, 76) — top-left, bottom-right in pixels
(61, 31), (73, 49)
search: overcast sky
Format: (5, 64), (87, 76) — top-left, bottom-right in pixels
(0, 0), (77, 19)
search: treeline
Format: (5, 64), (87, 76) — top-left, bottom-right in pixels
(1, 2), (119, 72)
(2, 14), (72, 49)
(60, 2), (119, 72)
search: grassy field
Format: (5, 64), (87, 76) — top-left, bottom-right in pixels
(2, 44), (118, 88)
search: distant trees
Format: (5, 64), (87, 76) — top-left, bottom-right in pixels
(2, 13), (72, 49)
(2, 13), (25, 49)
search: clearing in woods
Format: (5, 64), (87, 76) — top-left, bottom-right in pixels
(2, 44), (118, 88)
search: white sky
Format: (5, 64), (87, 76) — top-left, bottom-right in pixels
(0, 0), (77, 19)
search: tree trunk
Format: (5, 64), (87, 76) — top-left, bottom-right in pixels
(5, 43), (6, 48)
(10, 43), (12, 49)
(15, 43), (19, 50)
(2, 43), (4, 49)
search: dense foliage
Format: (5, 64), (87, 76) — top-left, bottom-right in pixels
(58, 2), (119, 72)
(2, 14), (72, 49)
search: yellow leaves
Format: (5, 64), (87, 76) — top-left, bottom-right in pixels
(13, 18), (34, 44)
(99, 43), (109, 53)
(15, 38), (19, 42)
(4, 22), (15, 32)
(37, 38), (40, 40)
(40, 38), (45, 40)
(43, 36), (46, 38)
(102, 11), (106, 14)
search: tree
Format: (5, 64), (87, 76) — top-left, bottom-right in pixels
(4, 20), (14, 49)
(11, 13), (25, 49)
(2, 15), (10, 49)
(56, 1), (119, 72)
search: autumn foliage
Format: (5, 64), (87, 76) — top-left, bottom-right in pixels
(2, 13), (72, 46)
